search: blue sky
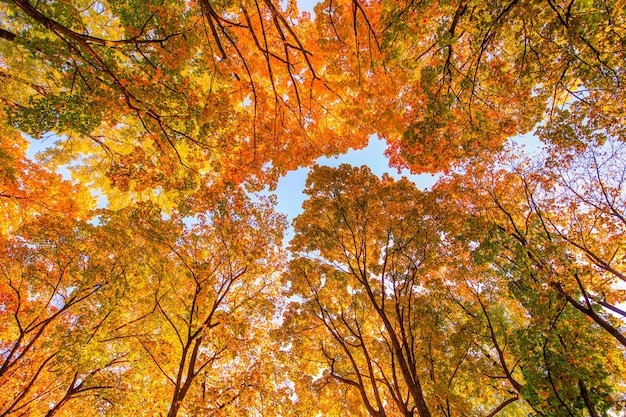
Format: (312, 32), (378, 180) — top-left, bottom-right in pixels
(298, 0), (318, 15)
(266, 136), (439, 222)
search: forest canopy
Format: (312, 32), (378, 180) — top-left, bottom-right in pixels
(0, 0), (625, 415)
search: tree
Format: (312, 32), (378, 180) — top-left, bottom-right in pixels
(432, 141), (626, 415)
(284, 164), (536, 416)
(0, 183), (286, 416)
(0, 109), (93, 234)
(79, 193), (285, 416)
(304, 0), (625, 173)
(0, 0), (374, 206)
(2, 0), (626, 414)
(4, 0), (623, 202)
(0, 215), (124, 416)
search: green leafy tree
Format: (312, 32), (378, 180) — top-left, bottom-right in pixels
(433, 141), (626, 415)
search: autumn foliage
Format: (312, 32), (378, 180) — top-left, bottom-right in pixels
(1, 0), (625, 415)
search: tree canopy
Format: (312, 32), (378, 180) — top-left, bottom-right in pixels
(1, 0), (625, 415)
